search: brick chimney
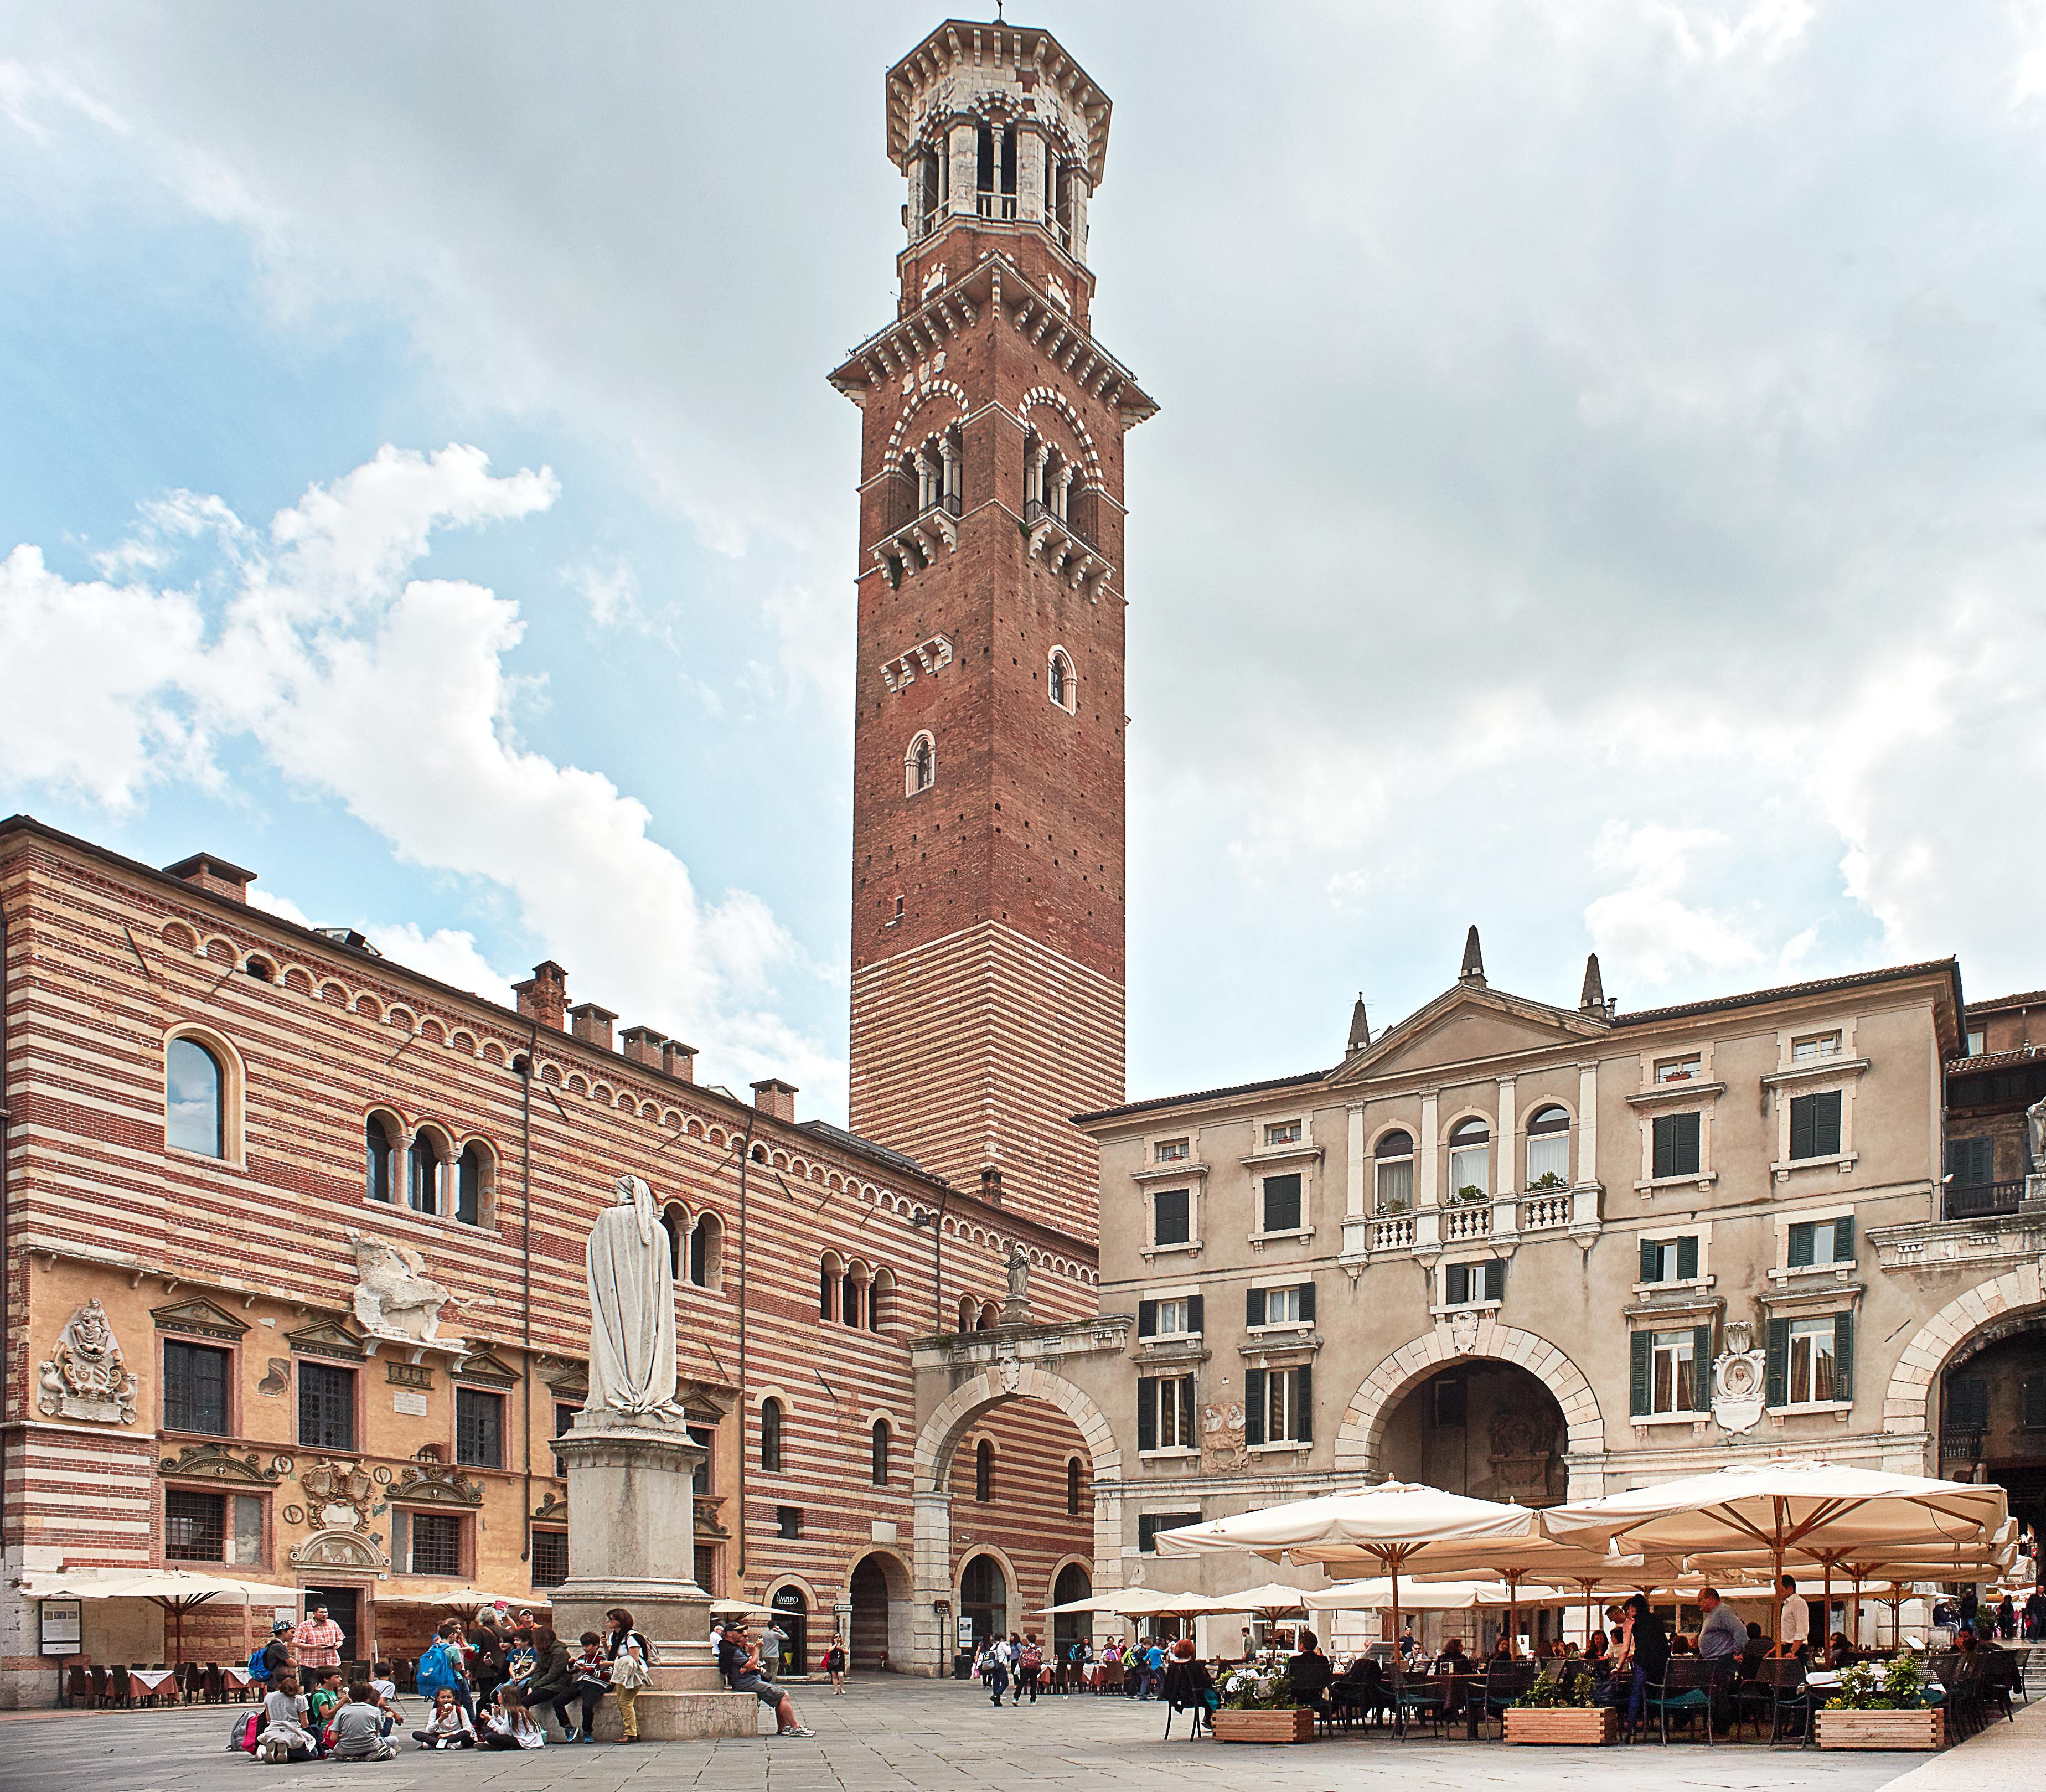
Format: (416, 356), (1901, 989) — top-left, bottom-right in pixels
(163, 851), (256, 904)
(751, 1078), (797, 1123)
(569, 1002), (618, 1052)
(663, 1040), (698, 1083)
(620, 1025), (665, 1069)
(510, 960), (568, 1031)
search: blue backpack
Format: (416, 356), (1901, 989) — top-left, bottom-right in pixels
(247, 1644), (273, 1682)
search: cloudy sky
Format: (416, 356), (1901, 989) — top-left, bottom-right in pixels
(4, 1), (2044, 1118)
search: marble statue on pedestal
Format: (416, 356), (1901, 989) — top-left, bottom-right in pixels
(2027, 1096), (2046, 1175)
(587, 1175), (681, 1423)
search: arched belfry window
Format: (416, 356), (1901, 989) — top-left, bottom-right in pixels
(905, 732), (936, 797)
(1047, 648), (1076, 713)
(166, 1036), (224, 1158)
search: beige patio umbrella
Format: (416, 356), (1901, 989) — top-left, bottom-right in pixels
(20, 1567), (304, 1667)
(1153, 1481), (1539, 1648)
(1398, 1535), (1666, 1649)
(1545, 1457), (2007, 1652)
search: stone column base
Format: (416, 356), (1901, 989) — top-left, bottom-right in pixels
(588, 1688), (761, 1741)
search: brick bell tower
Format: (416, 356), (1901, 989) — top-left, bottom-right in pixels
(829, 19), (1156, 1238)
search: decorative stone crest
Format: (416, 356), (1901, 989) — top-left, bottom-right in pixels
(1487, 1408), (1559, 1503)
(1447, 1309), (1482, 1357)
(996, 1353), (1022, 1394)
(159, 1442), (282, 1485)
(347, 1230), (456, 1344)
(299, 1458), (377, 1531)
(1200, 1400), (1249, 1473)
(392, 1460), (483, 1506)
(38, 1299), (138, 1424)
(1712, 1319), (1768, 1435)
(531, 1490), (568, 1522)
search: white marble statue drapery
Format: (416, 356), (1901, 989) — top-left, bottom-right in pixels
(586, 1175), (680, 1421)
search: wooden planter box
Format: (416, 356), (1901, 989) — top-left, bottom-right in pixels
(1816, 1709), (1944, 1751)
(1212, 1706), (1316, 1744)
(1503, 1706), (1618, 1745)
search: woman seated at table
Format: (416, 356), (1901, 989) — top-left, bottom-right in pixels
(1162, 1639), (1218, 1718)
(1825, 1632), (1854, 1669)
(1583, 1629), (1608, 1662)
(1284, 1631), (1334, 1715)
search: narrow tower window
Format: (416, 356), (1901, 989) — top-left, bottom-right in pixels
(905, 732), (936, 796)
(1047, 649), (1076, 713)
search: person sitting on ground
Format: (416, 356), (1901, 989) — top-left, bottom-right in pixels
(1285, 1628), (1334, 1716)
(480, 1685), (545, 1750)
(306, 1666), (346, 1737)
(256, 1668), (317, 1763)
(412, 1686), (476, 1749)
(369, 1662), (397, 1704)
(328, 1681), (399, 1762)
(719, 1618), (814, 1737)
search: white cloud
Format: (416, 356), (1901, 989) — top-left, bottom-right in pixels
(1584, 823), (1764, 985)
(564, 553), (638, 628)
(1, 447), (841, 1103)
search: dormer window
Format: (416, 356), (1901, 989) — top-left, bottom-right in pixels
(1791, 1031), (1841, 1063)
(1655, 1055), (1701, 1084)
(1155, 1139), (1189, 1163)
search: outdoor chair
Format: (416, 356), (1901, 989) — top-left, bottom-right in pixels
(1979, 1650), (2019, 1721)
(1389, 1666), (1446, 1739)
(108, 1665), (131, 1707)
(1331, 1666), (1394, 1731)
(88, 1664), (108, 1706)
(2006, 1646), (2032, 1701)
(1158, 1662), (1212, 1741)
(1645, 1656), (1715, 1745)
(63, 1665), (87, 1706)
(1931, 1654), (1983, 1740)
(1097, 1662), (1124, 1694)
(202, 1664), (224, 1702)
(1744, 1658), (1810, 1745)
(1481, 1662), (1535, 1737)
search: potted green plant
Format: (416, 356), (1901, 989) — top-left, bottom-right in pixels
(1816, 1656), (1944, 1750)
(1211, 1670), (1315, 1743)
(1503, 1670), (1616, 1745)
(1455, 1183), (1487, 1204)
(1527, 1170), (1567, 1191)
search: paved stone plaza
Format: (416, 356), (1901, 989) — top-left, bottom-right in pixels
(2, 1678), (2036, 1792)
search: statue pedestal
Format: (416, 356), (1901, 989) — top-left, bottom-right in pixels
(550, 1414), (758, 1739)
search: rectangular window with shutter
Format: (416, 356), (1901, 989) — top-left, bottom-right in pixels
(1138, 1375), (1197, 1451)
(1789, 1091), (1843, 1160)
(456, 1388), (504, 1469)
(1260, 1174), (1303, 1232)
(1257, 1366), (1311, 1445)
(163, 1340), (231, 1435)
(1243, 1368), (1266, 1445)
(1643, 1329), (1711, 1414)
(1138, 1510), (1202, 1553)
(1786, 1316), (1838, 1404)
(1152, 1189), (1191, 1247)
(1444, 1261), (1504, 1306)
(1787, 1217), (1853, 1270)
(1946, 1137), (1995, 1186)
(1651, 1112), (1702, 1178)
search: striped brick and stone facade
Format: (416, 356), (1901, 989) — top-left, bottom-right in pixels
(833, 19), (1155, 1240)
(0, 819), (1100, 1703)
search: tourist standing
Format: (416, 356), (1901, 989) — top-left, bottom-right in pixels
(986, 1635), (1011, 1706)
(292, 1603), (345, 1681)
(1017, 1634), (1043, 1703)
(761, 1619), (788, 1680)
(469, 1615), (504, 1708)
(825, 1636), (848, 1694)
(609, 1637), (652, 1742)
(1778, 1577), (1811, 1655)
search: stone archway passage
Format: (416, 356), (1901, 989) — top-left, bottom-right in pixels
(1883, 1262), (2045, 1465)
(1335, 1318), (1604, 1491)
(849, 1555), (893, 1670)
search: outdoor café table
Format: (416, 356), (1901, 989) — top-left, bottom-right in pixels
(129, 1668), (178, 1702)
(220, 1666), (253, 1698)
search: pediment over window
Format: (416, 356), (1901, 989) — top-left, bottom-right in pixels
(453, 1348), (520, 1388)
(159, 1442), (282, 1485)
(152, 1296), (249, 1341)
(540, 1357), (588, 1399)
(1331, 987), (1609, 1087)
(285, 1318), (365, 1361)
(676, 1376), (737, 1420)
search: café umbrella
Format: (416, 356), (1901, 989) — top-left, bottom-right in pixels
(1150, 1482), (1539, 1646)
(1544, 1457), (2007, 1650)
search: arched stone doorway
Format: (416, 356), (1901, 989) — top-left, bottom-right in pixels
(1378, 1361), (1568, 1506)
(960, 1552), (1008, 1648)
(1335, 1319), (1605, 1496)
(848, 1550), (912, 1672)
(1050, 1561), (1092, 1659)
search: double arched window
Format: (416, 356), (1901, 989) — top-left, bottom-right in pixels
(760, 1397), (785, 1473)
(905, 732), (936, 797)
(1047, 648), (1076, 713)
(166, 1036), (225, 1158)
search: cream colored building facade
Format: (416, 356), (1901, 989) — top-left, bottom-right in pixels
(1066, 938), (2037, 1604)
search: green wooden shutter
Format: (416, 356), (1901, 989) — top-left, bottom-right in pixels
(1137, 1300), (1158, 1338)
(1299, 1280), (1317, 1324)
(1295, 1365), (1314, 1444)
(1246, 1288), (1266, 1328)
(1692, 1325), (1714, 1411)
(1787, 1222), (1814, 1268)
(1814, 1091), (1842, 1156)
(1180, 1376), (1198, 1445)
(1445, 1263), (1469, 1305)
(1187, 1294), (1204, 1334)
(1136, 1378), (1157, 1452)
(1243, 1370), (1267, 1445)
(1766, 1318), (1790, 1408)
(1652, 1117), (1675, 1179)
(1834, 1216), (1854, 1262)
(1832, 1312), (1853, 1403)
(1640, 1237), (1661, 1283)
(1677, 1235), (1699, 1280)
(1484, 1259), (1506, 1302)
(1790, 1094), (1815, 1160)
(1675, 1112), (1701, 1174)
(1630, 1331), (1652, 1416)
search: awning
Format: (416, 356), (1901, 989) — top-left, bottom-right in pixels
(20, 1567), (301, 1603)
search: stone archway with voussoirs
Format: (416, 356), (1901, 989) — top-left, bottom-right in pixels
(1881, 1261), (2045, 1473)
(911, 1359), (1123, 1677)
(1335, 1317), (1607, 1497)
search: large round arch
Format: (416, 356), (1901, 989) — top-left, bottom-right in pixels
(1335, 1319), (1604, 1494)
(911, 1360), (1122, 1675)
(1882, 1262), (2045, 1468)
(846, 1546), (914, 1672)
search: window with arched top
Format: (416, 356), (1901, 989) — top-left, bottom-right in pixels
(365, 1114), (396, 1203)
(457, 1143), (491, 1226)
(869, 1267), (893, 1334)
(841, 1271), (862, 1330)
(1374, 1128), (1414, 1215)
(689, 1212), (722, 1290)
(1066, 1456), (1083, 1516)
(975, 1302), (997, 1333)
(974, 1438), (994, 1504)
(166, 1036), (225, 1159)
(760, 1398), (784, 1473)
(1047, 648), (1076, 713)
(407, 1130), (443, 1215)
(1448, 1117), (1491, 1202)
(871, 1419), (891, 1488)
(1525, 1105), (1571, 1190)
(905, 732), (936, 797)
(662, 1204), (688, 1279)
(958, 1294), (978, 1334)
(819, 1259), (839, 1322)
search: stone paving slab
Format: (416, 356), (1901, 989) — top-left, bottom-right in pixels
(0, 1677), (2013, 1792)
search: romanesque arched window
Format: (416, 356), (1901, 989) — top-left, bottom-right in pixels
(166, 1036), (224, 1159)
(905, 731), (936, 797)
(1047, 647), (1076, 713)
(690, 1211), (723, 1290)
(974, 1438), (994, 1504)
(365, 1113), (397, 1203)
(457, 1142), (493, 1227)
(760, 1398), (784, 1473)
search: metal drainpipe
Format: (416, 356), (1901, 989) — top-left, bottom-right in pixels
(517, 1027), (535, 1564)
(734, 1111), (757, 1582)
(0, 907), (12, 1547)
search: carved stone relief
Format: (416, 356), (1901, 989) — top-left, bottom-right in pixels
(289, 1528), (386, 1572)
(1712, 1319), (1768, 1435)
(38, 1299), (138, 1424)
(346, 1230), (456, 1344)
(299, 1458), (377, 1531)
(1200, 1400), (1248, 1473)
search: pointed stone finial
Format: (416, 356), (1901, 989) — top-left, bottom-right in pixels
(1458, 926), (1486, 988)
(1347, 994), (1371, 1053)
(1579, 952), (1606, 1015)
